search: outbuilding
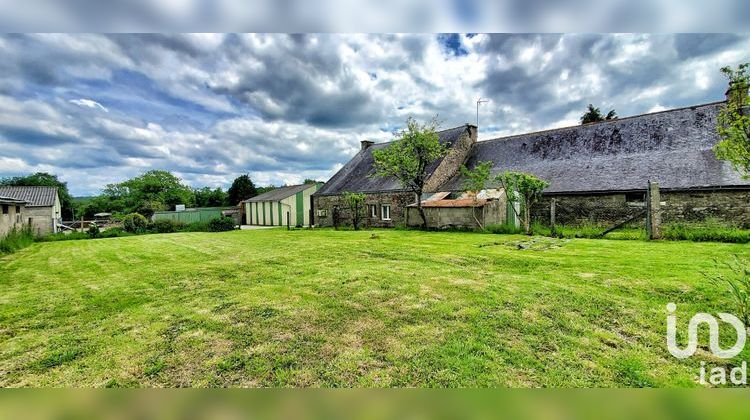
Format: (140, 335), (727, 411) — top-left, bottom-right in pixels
(243, 183), (321, 227)
(0, 186), (61, 235)
(0, 195), (28, 239)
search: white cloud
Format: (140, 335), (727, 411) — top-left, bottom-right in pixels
(69, 98), (109, 112)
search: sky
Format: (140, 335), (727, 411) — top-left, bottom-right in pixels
(0, 33), (749, 196)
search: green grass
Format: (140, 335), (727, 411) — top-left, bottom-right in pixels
(0, 229), (748, 387)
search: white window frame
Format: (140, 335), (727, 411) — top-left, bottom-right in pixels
(370, 204), (377, 218)
(381, 204), (391, 221)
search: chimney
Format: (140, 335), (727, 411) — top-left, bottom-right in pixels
(466, 124), (478, 144)
(360, 140), (374, 151)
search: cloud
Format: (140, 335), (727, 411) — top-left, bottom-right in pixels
(69, 98), (109, 112)
(0, 33), (749, 195)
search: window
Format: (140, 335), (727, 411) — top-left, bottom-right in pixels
(381, 204), (391, 220)
(1, 205), (7, 215)
(15, 206), (20, 213)
(370, 205), (377, 218)
(625, 192), (645, 203)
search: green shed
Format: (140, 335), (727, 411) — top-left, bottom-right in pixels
(243, 183), (322, 227)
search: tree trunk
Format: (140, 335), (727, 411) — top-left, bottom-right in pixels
(416, 191), (427, 229)
(523, 197), (531, 234)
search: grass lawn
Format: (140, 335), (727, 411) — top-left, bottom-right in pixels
(0, 229), (748, 387)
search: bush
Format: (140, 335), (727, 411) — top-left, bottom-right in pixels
(122, 213), (148, 233)
(87, 224), (100, 238)
(0, 227), (35, 255)
(149, 219), (185, 234)
(207, 217), (236, 232)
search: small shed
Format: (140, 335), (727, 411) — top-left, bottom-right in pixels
(0, 186), (61, 235)
(406, 190), (511, 229)
(243, 183), (322, 227)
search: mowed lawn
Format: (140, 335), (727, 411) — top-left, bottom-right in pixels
(0, 229), (748, 387)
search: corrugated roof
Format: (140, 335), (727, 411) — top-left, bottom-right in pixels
(315, 124), (473, 196)
(244, 183), (316, 202)
(0, 195), (27, 205)
(409, 198), (488, 208)
(440, 101), (750, 193)
(0, 186), (58, 207)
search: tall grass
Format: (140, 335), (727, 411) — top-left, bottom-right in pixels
(0, 227), (35, 255)
(663, 220), (750, 244)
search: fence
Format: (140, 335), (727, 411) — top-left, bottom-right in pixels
(152, 207), (234, 224)
(531, 182), (663, 239)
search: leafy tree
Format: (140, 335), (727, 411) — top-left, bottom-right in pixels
(494, 171), (549, 234)
(303, 179), (322, 185)
(94, 170), (193, 217)
(372, 116), (447, 229)
(580, 104), (617, 124)
(460, 161), (493, 229)
(714, 63), (750, 178)
(194, 187), (227, 208)
(0, 172), (74, 219)
(342, 191), (367, 230)
(256, 185), (277, 195)
(227, 174), (258, 205)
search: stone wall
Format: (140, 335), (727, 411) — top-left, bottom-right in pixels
(0, 203), (26, 238)
(313, 191), (416, 228)
(531, 189), (750, 228)
(26, 206), (55, 236)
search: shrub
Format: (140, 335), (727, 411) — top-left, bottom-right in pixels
(122, 213), (148, 233)
(149, 219), (185, 234)
(87, 224), (100, 238)
(0, 227), (35, 255)
(207, 217), (236, 232)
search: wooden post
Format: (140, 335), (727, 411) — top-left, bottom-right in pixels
(550, 198), (557, 236)
(646, 181), (661, 240)
(287, 211), (290, 230)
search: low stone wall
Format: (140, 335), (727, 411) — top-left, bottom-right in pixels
(312, 191), (416, 228)
(531, 189), (750, 228)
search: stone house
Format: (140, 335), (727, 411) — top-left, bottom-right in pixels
(313, 124), (477, 228)
(0, 186), (62, 235)
(313, 87), (750, 229)
(0, 195), (28, 239)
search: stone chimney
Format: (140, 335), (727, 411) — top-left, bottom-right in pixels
(360, 140), (374, 151)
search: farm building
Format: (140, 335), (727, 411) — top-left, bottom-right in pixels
(244, 183), (322, 227)
(152, 207), (238, 225)
(0, 195), (28, 239)
(0, 186), (61, 235)
(313, 85), (750, 229)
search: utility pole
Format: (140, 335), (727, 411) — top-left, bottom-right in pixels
(476, 98), (489, 131)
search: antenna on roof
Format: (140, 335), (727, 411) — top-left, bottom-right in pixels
(476, 98), (489, 131)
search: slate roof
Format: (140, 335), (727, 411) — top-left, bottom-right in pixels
(315, 124), (473, 195)
(244, 183), (316, 202)
(0, 186), (58, 207)
(440, 101), (750, 194)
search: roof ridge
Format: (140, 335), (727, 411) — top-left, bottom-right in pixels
(478, 100), (726, 145)
(367, 123), (470, 147)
